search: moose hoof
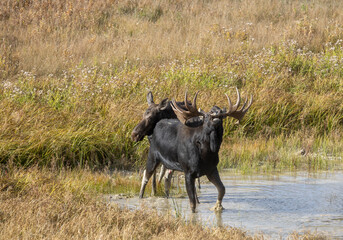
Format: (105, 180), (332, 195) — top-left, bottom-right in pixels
(190, 205), (196, 213)
(210, 201), (224, 212)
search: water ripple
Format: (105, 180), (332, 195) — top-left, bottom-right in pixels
(110, 171), (343, 238)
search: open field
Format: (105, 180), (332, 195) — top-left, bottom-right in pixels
(1, 0), (342, 171)
(0, 1), (342, 238)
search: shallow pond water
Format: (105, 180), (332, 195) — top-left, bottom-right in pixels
(109, 171), (343, 239)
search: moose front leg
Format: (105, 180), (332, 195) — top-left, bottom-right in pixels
(206, 168), (225, 212)
(185, 173), (197, 213)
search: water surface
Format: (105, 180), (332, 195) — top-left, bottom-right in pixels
(109, 171), (343, 238)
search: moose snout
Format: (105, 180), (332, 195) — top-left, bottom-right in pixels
(131, 130), (143, 142)
(213, 118), (221, 123)
(212, 117), (221, 125)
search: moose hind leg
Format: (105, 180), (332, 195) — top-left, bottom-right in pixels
(158, 165), (166, 184)
(195, 177), (201, 204)
(206, 168), (225, 212)
(164, 169), (173, 198)
(139, 154), (158, 198)
(151, 170), (157, 196)
(185, 173), (197, 213)
(139, 170), (150, 198)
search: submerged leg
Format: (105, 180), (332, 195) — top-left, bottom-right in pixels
(164, 169), (173, 197)
(151, 171), (157, 196)
(185, 173), (197, 213)
(158, 165), (166, 184)
(195, 189), (200, 204)
(206, 168), (225, 212)
(139, 170), (149, 198)
(139, 152), (158, 198)
(195, 177), (201, 204)
(197, 177), (201, 189)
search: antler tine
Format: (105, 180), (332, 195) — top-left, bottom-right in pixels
(213, 88), (253, 122)
(184, 91), (188, 106)
(240, 96), (248, 111)
(231, 87), (241, 112)
(224, 93), (233, 113)
(184, 91), (191, 111)
(242, 94), (253, 113)
(192, 91), (199, 111)
(184, 91), (199, 113)
(230, 94), (253, 122)
(171, 99), (183, 114)
(171, 91), (204, 125)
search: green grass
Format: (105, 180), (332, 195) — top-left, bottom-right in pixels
(0, 0), (342, 172)
(1, 43), (343, 171)
(218, 132), (343, 174)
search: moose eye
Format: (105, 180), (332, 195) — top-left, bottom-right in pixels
(143, 110), (150, 117)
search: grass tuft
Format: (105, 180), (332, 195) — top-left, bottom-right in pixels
(0, 0), (342, 171)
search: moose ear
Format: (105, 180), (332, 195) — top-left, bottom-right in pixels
(158, 98), (169, 110)
(147, 91), (154, 106)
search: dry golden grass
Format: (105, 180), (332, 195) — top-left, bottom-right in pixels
(1, 0), (343, 76)
(0, 1), (341, 238)
(0, 0), (342, 170)
(0, 167), (329, 240)
(0, 167), (249, 240)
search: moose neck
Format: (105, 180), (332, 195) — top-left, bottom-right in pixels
(209, 122), (224, 153)
(194, 117), (224, 154)
(159, 102), (177, 119)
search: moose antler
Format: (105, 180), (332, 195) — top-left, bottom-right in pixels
(171, 91), (204, 124)
(212, 87), (253, 122)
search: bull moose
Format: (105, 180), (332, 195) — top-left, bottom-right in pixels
(138, 89), (252, 212)
(131, 92), (190, 196)
(131, 92), (211, 197)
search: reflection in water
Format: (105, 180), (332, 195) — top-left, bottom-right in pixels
(185, 211), (223, 227)
(214, 211), (223, 227)
(109, 171), (343, 238)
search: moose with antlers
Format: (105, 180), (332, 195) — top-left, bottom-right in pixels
(138, 88), (252, 212)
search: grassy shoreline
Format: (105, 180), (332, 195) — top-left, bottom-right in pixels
(0, 166), (330, 239)
(1, 0), (342, 170)
(1, 50), (342, 170)
(0, 1), (342, 239)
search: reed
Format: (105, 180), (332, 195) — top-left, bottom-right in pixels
(0, 0), (342, 171)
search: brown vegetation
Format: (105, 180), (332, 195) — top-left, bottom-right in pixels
(0, 167), (250, 240)
(1, 0), (342, 170)
(0, 167), (329, 239)
(1, 0), (343, 75)
(0, 1), (342, 237)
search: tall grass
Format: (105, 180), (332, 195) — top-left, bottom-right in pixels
(0, 0), (342, 171)
(0, 167), (254, 240)
(1, 0), (343, 75)
(1, 167), (328, 239)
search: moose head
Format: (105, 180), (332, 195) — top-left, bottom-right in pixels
(131, 92), (170, 142)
